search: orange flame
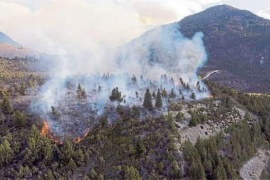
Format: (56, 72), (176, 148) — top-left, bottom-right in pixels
(40, 120), (90, 144)
(73, 128), (90, 143)
(84, 128), (90, 137)
(40, 121), (63, 144)
(40, 121), (49, 136)
(73, 137), (83, 143)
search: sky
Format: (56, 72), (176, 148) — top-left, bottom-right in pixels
(0, 0), (269, 54)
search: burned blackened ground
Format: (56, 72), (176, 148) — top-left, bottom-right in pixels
(29, 73), (209, 139)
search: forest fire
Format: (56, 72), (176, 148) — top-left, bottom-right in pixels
(73, 128), (90, 143)
(40, 121), (49, 136)
(40, 121), (90, 144)
(40, 121), (63, 144)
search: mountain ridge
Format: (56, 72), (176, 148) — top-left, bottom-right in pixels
(177, 4), (270, 92)
(0, 32), (20, 46)
(0, 31), (43, 59)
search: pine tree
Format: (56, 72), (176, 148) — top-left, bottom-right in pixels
(51, 106), (57, 115)
(169, 89), (176, 98)
(196, 81), (201, 91)
(152, 91), (156, 98)
(124, 166), (142, 180)
(131, 75), (137, 83)
(89, 169), (98, 179)
(77, 83), (86, 99)
(46, 169), (54, 179)
(78, 83), (82, 91)
(67, 158), (77, 172)
(97, 174), (104, 180)
(190, 92), (196, 100)
(109, 87), (123, 102)
(179, 78), (184, 86)
(13, 110), (26, 128)
(155, 89), (162, 108)
(162, 88), (167, 97)
(175, 112), (183, 122)
(1, 94), (13, 114)
(190, 158), (206, 180)
(143, 88), (152, 110)
(171, 160), (180, 177)
(0, 140), (14, 165)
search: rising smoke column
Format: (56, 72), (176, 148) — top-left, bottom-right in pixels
(31, 22), (209, 137)
(117, 23), (208, 90)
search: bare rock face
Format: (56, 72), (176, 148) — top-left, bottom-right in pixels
(178, 5), (270, 93)
(240, 150), (270, 180)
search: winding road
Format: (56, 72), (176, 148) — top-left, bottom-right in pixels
(202, 70), (220, 80)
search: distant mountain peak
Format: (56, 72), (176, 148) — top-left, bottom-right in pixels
(176, 5), (270, 92)
(0, 31), (43, 59)
(208, 4), (238, 10)
(179, 4), (270, 38)
(0, 32), (20, 46)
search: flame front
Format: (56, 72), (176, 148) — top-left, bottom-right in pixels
(73, 137), (82, 143)
(41, 120), (90, 144)
(40, 120), (62, 144)
(40, 121), (49, 136)
(73, 128), (90, 143)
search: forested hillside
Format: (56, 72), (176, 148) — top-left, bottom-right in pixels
(0, 58), (270, 179)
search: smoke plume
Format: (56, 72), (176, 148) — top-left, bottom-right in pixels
(30, 22), (209, 137)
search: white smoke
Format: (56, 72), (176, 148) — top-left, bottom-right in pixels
(23, 1), (211, 137)
(117, 24), (207, 82)
(32, 23), (209, 116)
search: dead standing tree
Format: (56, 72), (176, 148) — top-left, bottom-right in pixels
(76, 83), (86, 100)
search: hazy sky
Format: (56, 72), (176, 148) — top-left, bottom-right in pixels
(0, 0), (269, 53)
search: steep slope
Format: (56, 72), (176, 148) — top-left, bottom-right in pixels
(0, 43), (43, 59)
(0, 32), (20, 46)
(0, 31), (41, 59)
(178, 5), (270, 92)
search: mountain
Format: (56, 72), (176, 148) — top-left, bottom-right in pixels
(0, 31), (42, 59)
(177, 5), (270, 92)
(0, 32), (20, 46)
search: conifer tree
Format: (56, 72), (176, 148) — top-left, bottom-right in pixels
(67, 158), (77, 172)
(78, 83), (82, 91)
(162, 88), (167, 97)
(196, 81), (201, 91)
(76, 83), (86, 99)
(186, 83), (190, 90)
(109, 87), (123, 102)
(155, 89), (162, 108)
(14, 110), (26, 128)
(98, 86), (102, 92)
(169, 89), (176, 98)
(190, 92), (196, 100)
(51, 106), (57, 115)
(143, 88), (152, 110)
(179, 78), (184, 86)
(89, 169), (98, 179)
(124, 166), (142, 180)
(152, 91), (156, 98)
(1, 94), (13, 114)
